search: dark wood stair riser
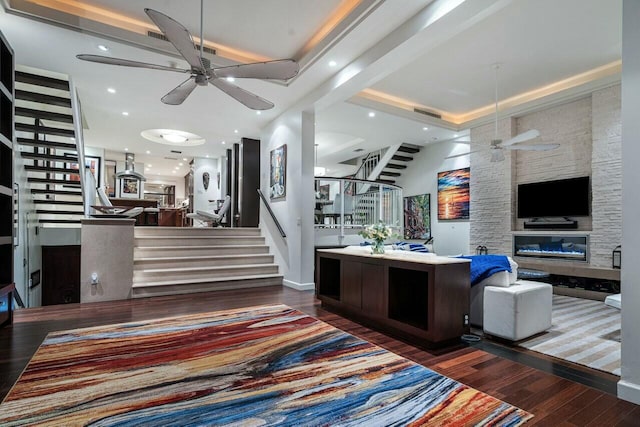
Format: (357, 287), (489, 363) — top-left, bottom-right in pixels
(21, 152), (77, 163)
(38, 219), (82, 224)
(385, 163), (407, 170)
(16, 123), (75, 138)
(34, 200), (82, 206)
(397, 145), (420, 154)
(25, 165), (79, 174)
(15, 90), (71, 108)
(380, 171), (401, 177)
(377, 179), (396, 185)
(31, 189), (81, 195)
(15, 107), (74, 124)
(28, 177), (80, 186)
(17, 138), (76, 150)
(391, 154), (413, 162)
(36, 210), (83, 215)
(15, 71), (70, 91)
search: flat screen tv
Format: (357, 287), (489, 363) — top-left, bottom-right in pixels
(517, 176), (590, 218)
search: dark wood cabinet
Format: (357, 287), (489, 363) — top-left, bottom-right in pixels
(0, 30), (14, 328)
(42, 245), (80, 306)
(316, 249), (470, 348)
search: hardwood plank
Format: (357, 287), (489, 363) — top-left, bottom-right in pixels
(0, 285), (638, 425)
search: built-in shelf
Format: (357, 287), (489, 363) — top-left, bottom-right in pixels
(516, 259), (620, 281)
(0, 29), (14, 328)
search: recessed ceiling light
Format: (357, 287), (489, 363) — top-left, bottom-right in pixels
(221, 141), (226, 145)
(329, 60), (337, 67)
(122, 111), (129, 116)
(107, 88), (116, 94)
(256, 111), (261, 115)
(179, 163), (183, 166)
(454, 133), (459, 137)
(124, 148), (129, 151)
(97, 44), (109, 52)
(205, 155), (209, 158)
(175, 167), (179, 170)
(146, 150), (151, 154)
(368, 112), (375, 118)
(148, 164), (152, 167)
(234, 129), (238, 134)
(172, 170), (176, 173)
(226, 77), (235, 82)
(423, 127), (428, 131)
(182, 157), (187, 161)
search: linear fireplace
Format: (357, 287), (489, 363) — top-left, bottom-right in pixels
(513, 234), (588, 262)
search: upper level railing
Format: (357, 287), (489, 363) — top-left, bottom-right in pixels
(315, 177), (402, 235)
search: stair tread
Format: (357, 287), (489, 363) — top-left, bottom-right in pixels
(135, 263), (278, 274)
(385, 163), (407, 169)
(133, 273), (283, 288)
(34, 199), (82, 205)
(38, 219), (82, 223)
(16, 123), (75, 137)
(36, 209), (83, 215)
(28, 177), (81, 186)
(15, 106), (74, 123)
(135, 244), (268, 250)
(25, 165), (80, 174)
(135, 235), (262, 240)
(135, 254), (271, 262)
(15, 89), (72, 107)
(391, 154), (413, 161)
(21, 152), (78, 162)
(31, 189), (81, 195)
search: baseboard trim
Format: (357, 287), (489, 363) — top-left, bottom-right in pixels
(618, 380), (640, 404)
(283, 279), (315, 291)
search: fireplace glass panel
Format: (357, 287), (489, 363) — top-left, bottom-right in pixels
(514, 235), (588, 262)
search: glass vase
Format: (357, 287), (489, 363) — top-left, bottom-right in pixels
(371, 240), (385, 254)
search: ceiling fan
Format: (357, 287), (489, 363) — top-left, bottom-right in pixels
(76, 1), (299, 110)
(449, 64), (559, 161)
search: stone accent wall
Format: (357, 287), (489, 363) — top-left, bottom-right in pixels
(469, 117), (515, 255)
(469, 85), (622, 268)
(514, 97), (593, 231)
(590, 84), (622, 267)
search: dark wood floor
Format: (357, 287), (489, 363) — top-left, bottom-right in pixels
(1, 286), (638, 426)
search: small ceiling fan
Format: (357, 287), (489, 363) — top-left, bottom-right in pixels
(77, 1), (299, 110)
(449, 64), (559, 161)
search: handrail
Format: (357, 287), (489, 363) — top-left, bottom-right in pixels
(257, 189), (286, 239)
(68, 77), (88, 217)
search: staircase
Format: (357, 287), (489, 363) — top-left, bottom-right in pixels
(377, 143), (421, 185)
(132, 227), (283, 298)
(14, 66), (84, 226)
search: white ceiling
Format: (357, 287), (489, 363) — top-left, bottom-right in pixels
(0, 0), (622, 179)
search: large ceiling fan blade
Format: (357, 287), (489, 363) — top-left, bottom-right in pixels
(145, 8), (205, 72)
(213, 59), (299, 80)
(210, 78), (274, 110)
(161, 77), (198, 105)
(76, 54), (190, 73)
(506, 143), (560, 151)
(500, 129), (540, 147)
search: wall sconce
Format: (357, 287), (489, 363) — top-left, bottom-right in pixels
(612, 245), (621, 269)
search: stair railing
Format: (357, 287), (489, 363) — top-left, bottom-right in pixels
(257, 189), (286, 239)
(68, 77), (88, 217)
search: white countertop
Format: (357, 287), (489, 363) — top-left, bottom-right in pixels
(318, 246), (471, 265)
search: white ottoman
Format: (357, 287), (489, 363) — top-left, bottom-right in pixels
(483, 280), (552, 341)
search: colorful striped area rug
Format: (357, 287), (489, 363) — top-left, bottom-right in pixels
(519, 295), (621, 375)
(0, 305), (532, 426)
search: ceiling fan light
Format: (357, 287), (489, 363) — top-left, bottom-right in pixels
(161, 133), (188, 143)
(490, 148), (505, 162)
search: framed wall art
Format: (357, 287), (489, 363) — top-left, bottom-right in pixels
(270, 144), (287, 200)
(404, 193), (431, 240)
(120, 177), (140, 199)
(437, 167), (470, 220)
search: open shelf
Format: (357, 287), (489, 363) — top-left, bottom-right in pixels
(388, 267), (429, 330)
(317, 257), (341, 301)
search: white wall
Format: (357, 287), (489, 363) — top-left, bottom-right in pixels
(396, 141), (470, 256)
(619, 0), (640, 405)
(192, 157), (221, 213)
(260, 110), (315, 290)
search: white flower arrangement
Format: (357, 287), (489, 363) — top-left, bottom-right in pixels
(359, 222), (396, 254)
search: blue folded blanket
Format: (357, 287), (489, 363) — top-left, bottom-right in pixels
(458, 255), (512, 286)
